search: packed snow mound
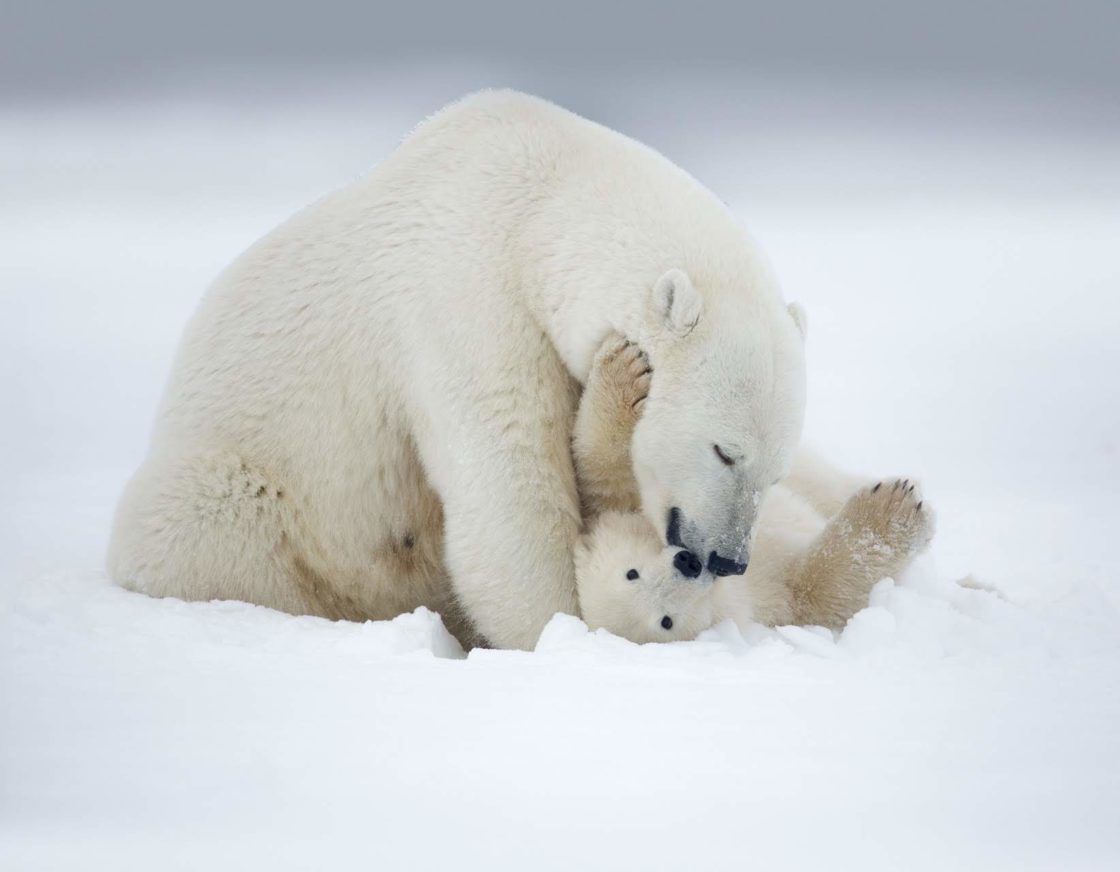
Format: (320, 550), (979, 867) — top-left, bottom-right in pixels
(535, 556), (1118, 666)
(6, 549), (1116, 669)
(4, 547), (1118, 872)
(6, 571), (467, 663)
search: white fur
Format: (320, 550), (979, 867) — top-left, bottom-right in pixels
(570, 330), (936, 643)
(574, 482), (825, 641)
(575, 455), (936, 642)
(575, 512), (717, 643)
(108, 90), (806, 649)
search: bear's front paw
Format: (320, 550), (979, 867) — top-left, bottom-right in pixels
(590, 334), (652, 416)
(841, 479), (935, 558)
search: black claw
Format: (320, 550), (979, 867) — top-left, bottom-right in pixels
(872, 482), (881, 493)
(917, 501), (923, 511)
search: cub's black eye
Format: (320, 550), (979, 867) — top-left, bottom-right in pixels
(713, 444), (735, 466)
(661, 615), (673, 630)
(626, 569), (639, 581)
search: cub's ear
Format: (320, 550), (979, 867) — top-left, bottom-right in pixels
(651, 268), (702, 337)
(787, 301), (807, 339)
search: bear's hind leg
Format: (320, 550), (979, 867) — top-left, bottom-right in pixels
(108, 449), (323, 617)
(783, 446), (870, 517)
(786, 480), (935, 629)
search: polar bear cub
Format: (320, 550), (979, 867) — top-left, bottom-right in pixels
(572, 336), (935, 642)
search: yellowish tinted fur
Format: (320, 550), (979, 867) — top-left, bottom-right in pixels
(573, 334), (934, 635)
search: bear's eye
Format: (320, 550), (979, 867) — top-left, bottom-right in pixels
(661, 615), (674, 630)
(626, 569), (639, 581)
(713, 444), (735, 466)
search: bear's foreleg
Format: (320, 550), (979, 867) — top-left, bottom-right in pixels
(421, 335), (586, 650)
(572, 334), (650, 520)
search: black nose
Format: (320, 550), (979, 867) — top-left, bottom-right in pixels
(707, 551), (749, 577)
(673, 549), (703, 578)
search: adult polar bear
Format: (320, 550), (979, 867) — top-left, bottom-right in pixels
(108, 91), (807, 649)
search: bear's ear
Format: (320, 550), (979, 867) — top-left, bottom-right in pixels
(787, 301), (807, 339)
(651, 268), (702, 337)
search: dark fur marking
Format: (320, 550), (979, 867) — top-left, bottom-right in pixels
(666, 507), (685, 549)
(286, 543), (368, 623)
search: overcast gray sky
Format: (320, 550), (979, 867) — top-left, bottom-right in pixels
(5, 0), (1119, 103)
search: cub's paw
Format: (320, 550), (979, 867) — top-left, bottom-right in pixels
(840, 479), (935, 558)
(589, 334), (652, 417)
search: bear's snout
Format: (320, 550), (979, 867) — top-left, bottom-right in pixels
(673, 549), (703, 579)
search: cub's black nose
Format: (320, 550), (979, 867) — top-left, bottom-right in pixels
(673, 549), (703, 579)
(708, 551), (749, 577)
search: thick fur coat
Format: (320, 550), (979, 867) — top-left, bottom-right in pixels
(109, 91), (806, 649)
(572, 336), (935, 642)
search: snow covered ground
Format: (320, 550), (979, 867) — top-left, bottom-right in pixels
(3, 72), (1119, 870)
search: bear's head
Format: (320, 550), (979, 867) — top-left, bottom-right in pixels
(631, 268), (807, 578)
(575, 511), (716, 643)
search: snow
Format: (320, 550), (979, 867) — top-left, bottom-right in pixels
(3, 72), (1119, 870)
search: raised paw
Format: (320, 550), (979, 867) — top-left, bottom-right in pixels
(573, 334), (652, 516)
(840, 478), (935, 558)
(589, 334), (652, 416)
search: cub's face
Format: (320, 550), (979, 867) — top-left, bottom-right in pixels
(574, 512), (716, 644)
(630, 269), (807, 579)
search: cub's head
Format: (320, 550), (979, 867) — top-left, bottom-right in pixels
(575, 511), (716, 644)
(630, 268), (806, 578)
